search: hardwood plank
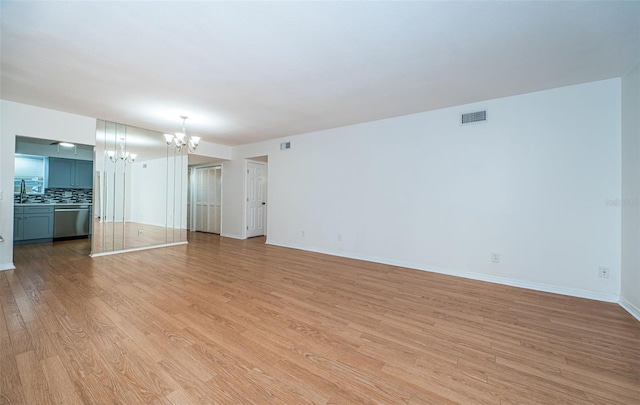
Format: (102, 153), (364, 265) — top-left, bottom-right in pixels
(0, 271), (34, 356)
(6, 270), (37, 323)
(41, 355), (84, 405)
(15, 350), (54, 404)
(22, 318), (57, 363)
(4, 233), (639, 405)
(0, 288), (27, 405)
(165, 387), (198, 405)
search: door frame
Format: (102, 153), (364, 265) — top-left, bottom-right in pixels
(243, 158), (268, 239)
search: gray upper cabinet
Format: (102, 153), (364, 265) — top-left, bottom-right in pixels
(48, 157), (93, 189)
(74, 160), (93, 188)
(48, 157), (74, 188)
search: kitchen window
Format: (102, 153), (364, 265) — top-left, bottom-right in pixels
(15, 154), (46, 194)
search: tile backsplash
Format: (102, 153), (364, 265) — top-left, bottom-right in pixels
(15, 188), (92, 204)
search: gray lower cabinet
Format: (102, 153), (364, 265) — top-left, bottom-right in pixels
(14, 206), (54, 244)
(14, 210), (23, 241)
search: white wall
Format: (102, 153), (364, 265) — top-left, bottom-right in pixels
(129, 154), (188, 228)
(219, 139), (276, 239)
(0, 100), (96, 269)
(621, 63), (640, 320)
(15, 141), (94, 161)
(129, 157), (168, 227)
(225, 79), (622, 301)
(195, 140), (233, 161)
(219, 157), (246, 239)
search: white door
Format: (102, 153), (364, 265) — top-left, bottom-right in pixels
(194, 166), (221, 234)
(246, 161), (267, 238)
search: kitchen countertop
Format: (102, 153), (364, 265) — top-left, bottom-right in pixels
(15, 202), (92, 206)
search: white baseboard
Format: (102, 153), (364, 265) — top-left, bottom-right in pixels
(0, 263), (16, 272)
(266, 240), (619, 303)
(90, 241), (188, 257)
(619, 297), (640, 322)
(221, 233), (244, 240)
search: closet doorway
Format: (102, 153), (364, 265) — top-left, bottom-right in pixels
(191, 165), (222, 234)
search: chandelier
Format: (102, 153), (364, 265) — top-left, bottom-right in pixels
(107, 137), (137, 163)
(164, 115), (200, 153)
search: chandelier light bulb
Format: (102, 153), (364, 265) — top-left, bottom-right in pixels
(165, 115), (200, 153)
(107, 141), (137, 163)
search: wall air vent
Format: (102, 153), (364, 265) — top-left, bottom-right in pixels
(280, 141), (291, 151)
(461, 110), (487, 125)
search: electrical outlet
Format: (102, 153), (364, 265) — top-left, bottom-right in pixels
(598, 266), (610, 278)
(337, 234), (342, 242)
(138, 229), (144, 237)
(491, 253), (500, 263)
(301, 230), (305, 237)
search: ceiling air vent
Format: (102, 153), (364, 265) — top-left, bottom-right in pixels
(461, 110), (487, 125)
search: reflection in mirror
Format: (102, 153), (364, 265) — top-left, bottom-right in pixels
(92, 120), (188, 256)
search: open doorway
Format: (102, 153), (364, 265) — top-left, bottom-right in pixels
(13, 136), (94, 258)
(190, 165), (222, 234)
(188, 154), (227, 236)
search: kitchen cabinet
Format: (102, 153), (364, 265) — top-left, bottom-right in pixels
(74, 160), (93, 188)
(48, 157), (93, 189)
(14, 205), (54, 244)
(14, 207), (23, 241)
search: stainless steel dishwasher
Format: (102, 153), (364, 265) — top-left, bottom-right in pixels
(54, 204), (91, 239)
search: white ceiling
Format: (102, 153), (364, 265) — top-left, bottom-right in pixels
(1, 1), (639, 146)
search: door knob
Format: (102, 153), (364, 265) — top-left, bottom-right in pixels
(261, 202), (266, 205)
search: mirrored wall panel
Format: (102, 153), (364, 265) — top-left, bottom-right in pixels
(92, 120), (188, 255)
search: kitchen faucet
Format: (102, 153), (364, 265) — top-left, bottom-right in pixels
(20, 179), (26, 203)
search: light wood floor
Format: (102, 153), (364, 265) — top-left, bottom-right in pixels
(91, 220), (187, 254)
(2, 233), (639, 404)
